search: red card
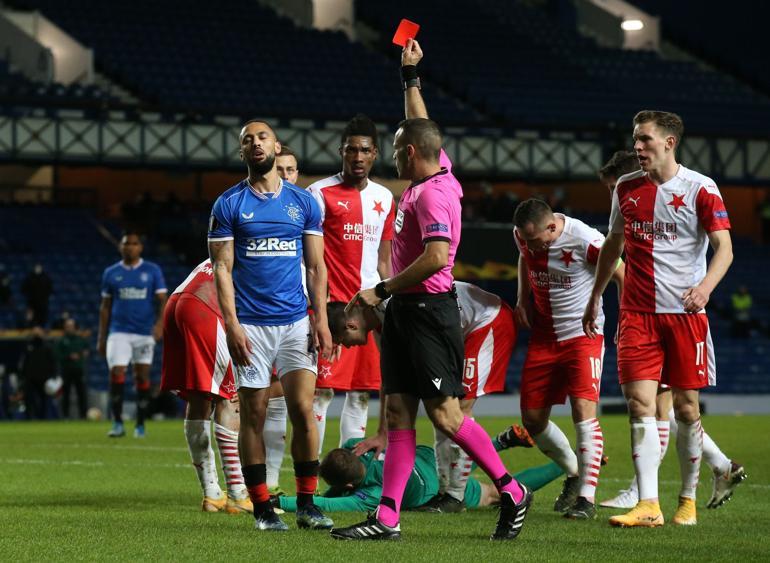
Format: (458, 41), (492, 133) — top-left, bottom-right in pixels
(392, 19), (420, 47)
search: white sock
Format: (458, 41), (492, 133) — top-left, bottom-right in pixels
(702, 430), (731, 475)
(434, 429), (452, 493)
(667, 407), (679, 434)
(532, 421), (579, 476)
(657, 420), (671, 463)
(575, 418), (603, 501)
(184, 419), (222, 499)
(631, 417), (661, 501)
(213, 423), (247, 500)
(446, 441), (473, 502)
(313, 388), (334, 456)
(676, 418), (703, 499)
(264, 397), (287, 489)
(340, 391), (369, 445)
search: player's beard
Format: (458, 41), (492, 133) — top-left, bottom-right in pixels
(250, 152), (276, 176)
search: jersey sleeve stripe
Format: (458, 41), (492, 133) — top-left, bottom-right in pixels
(207, 236), (235, 242)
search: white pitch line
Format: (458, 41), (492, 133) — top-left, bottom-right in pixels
(24, 442), (188, 453)
(0, 458), (297, 472)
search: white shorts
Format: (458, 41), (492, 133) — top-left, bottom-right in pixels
(107, 332), (155, 369)
(235, 316), (317, 389)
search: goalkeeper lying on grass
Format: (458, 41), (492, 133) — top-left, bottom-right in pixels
(276, 426), (564, 513)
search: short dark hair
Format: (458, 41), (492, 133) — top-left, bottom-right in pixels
(240, 119), (276, 138)
(327, 302), (347, 341)
(277, 144), (299, 166)
(319, 448), (365, 488)
(396, 118), (442, 162)
(513, 198), (553, 229)
(633, 110), (684, 146)
(121, 229), (142, 240)
(598, 150), (639, 181)
(341, 114), (379, 148)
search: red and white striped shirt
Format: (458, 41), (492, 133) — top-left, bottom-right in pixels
(308, 175), (395, 301)
(515, 215), (605, 342)
(609, 166), (731, 314)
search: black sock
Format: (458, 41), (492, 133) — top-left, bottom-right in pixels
(135, 388), (150, 426)
(294, 460), (320, 508)
(109, 383), (124, 423)
(242, 464), (272, 515)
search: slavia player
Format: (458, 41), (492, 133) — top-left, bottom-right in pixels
(584, 111), (734, 527)
(307, 115), (395, 455)
(160, 259), (253, 514)
(597, 150), (746, 511)
(513, 198), (624, 520)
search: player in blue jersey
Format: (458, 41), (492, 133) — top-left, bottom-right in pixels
(97, 232), (167, 438)
(208, 120), (334, 532)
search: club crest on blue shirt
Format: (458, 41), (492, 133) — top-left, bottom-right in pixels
(285, 203), (302, 222)
(140, 272), (149, 282)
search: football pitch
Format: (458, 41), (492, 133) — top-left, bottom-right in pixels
(2, 414), (769, 561)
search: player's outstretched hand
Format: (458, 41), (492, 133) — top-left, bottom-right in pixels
(225, 322), (252, 366)
(402, 38), (423, 67)
(682, 286), (709, 313)
(152, 322), (163, 342)
(345, 288), (381, 313)
(353, 431), (387, 457)
(513, 300), (532, 329)
(582, 296), (600, 339)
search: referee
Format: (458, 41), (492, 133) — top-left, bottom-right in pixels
(330, 39), (532, 542)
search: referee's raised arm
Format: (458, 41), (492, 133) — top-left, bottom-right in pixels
(402, 38), (427, 120)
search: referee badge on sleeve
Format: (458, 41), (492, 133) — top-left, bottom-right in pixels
(395, 209), (404, 233)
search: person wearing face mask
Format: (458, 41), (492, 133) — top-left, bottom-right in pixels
(19, 327), (57, 419)
(21, 263), (53, 327)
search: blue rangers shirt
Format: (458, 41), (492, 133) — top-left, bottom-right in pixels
(101, 259), (167, 335)
(207, 179), (323, 326)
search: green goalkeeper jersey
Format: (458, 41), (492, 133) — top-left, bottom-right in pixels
(279, 438), (439, 512)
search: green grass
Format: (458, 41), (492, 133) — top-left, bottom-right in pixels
(1, 415), (769, 561)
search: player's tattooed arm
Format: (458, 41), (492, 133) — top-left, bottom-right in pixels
(514, 254), (533, 329)
(583, 232), (625, 338)
(209, 239), (252, 366)
(402, 38), (427, 120)
(97, 295), (111, 356)
(683, 229), (732, 313)
(304, 234), (333, 360)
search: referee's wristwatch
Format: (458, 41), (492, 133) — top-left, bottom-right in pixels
(375, 280), (391, 300)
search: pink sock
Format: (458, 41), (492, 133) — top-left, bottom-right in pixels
(452, 416), (524, 503)
(377, 429), (416, 527)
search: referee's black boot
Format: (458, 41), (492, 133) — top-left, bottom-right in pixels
(490, 486), (533, 540)
(330, 512), (401, 541)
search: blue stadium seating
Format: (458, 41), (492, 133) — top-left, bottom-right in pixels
(0, 57), (118, 114)
(0, 206), (190, 391)
(7, 0), (475, 124)
(629, 0), (770, 96)
(355, 0), (770, 135)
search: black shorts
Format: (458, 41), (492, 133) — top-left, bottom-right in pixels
(380, 291), (465, 400)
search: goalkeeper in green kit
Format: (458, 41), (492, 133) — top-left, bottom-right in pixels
(277, 426), (565, 513)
